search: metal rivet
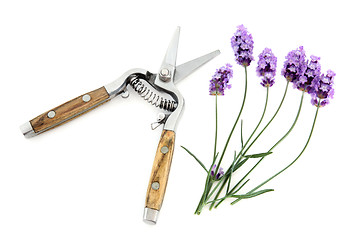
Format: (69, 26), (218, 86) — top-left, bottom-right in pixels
(120, 90), (129, 98)
(159, 68), (171, 82)
(151, 182), (160, 190)
(160, 68), (170, 77)
(157, 113), (166, 121)
(161, 146), (169, 154)
(47, 111), (56, 118)
(82, 94), (91, 102)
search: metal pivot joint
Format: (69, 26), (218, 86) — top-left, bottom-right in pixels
(159, 68), (171, 82)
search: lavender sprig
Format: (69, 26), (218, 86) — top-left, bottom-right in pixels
(257, 48), (277, 87)
(311, 70), (335, 107)
(208, 29), (253, 209)
(231, 25), (254, 67)
(281, 46), (307, 86)
(209, 64), (233, 96)
(297, 55), (322, 92)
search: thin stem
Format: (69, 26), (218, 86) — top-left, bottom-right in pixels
(240, 80), (290, 159)
(195, 175), (213, 214)
(194, 91), (218, 214)
(269, 91), (305, 151)
(206, 157), (250, 201)
(209, 66), (248, 210)
(227, 86), (269, 194)
(247, 103), (320, 195)
(214, 86), (270, 208)
(226, 151), (237, 194)
(229, 91), (305, 195)
(236, 86), (270, 159)
(240, 120), (244, 149)
(214, 66), (248, 175)
(212, 81), (290, 208)
(213, 95), (218, 164)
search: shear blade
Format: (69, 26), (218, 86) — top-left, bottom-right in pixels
(160, 27), (220, 84)
(174, 50), (221, 84)
(161, 26), (180, 69)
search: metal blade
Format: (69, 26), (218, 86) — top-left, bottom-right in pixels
(174, 50), (220, 84)
(161, 26), (180, 69)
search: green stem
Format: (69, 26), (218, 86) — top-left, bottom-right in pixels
(214, 66), (248, 175)
(240, 80), (290, 159)
(214, 85), (270, 208)
(195, 176), (213, 214)
(209, 66), (248, 210)
(194, 90), (218, 214)
(240, 120), (244, 148)
(230, 91), (305, 194)
(246, 102), (320, 196)
(214, 88), (302, 208)
(236, 86), (270, 159)
(226, 151), (237, 194)
(213, 95), (218, 164)
(230, 81), (289, 188)
(226, 86), (269, 193)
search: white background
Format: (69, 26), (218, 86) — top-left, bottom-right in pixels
(1, 0), (359, 239)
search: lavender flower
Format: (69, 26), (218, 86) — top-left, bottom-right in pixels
(209, 64), (233, 96)
(297, 55), (321, 92)
(231, 25), (254, 67)
(281, 46), (307, 85)
(211, 164), (224, 180)
(311, 70), (335, 107)
(256, 48), (277, 87)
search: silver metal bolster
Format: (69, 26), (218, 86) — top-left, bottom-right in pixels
(163, 90), (184, 131)
(153, 69), (184, 132)
(104, 68), (149, 99)
(143, 207), (159, 225)
(20, 121), (37, 138)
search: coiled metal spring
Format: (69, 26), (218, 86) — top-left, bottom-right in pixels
(130, 77), (177, 112)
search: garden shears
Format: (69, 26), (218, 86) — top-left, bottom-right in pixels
(20, 27), (220, 224)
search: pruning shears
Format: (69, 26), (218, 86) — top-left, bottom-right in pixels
(20, 27), (220, 224)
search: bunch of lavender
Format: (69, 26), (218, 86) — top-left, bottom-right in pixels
(182, 25), (335, 214)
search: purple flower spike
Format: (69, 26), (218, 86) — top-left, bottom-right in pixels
(281, 46), (307, 85)
(311, 69), (335, 107)
(297, 55), (322, 92)
(257, 48), (277, 87)
(231, 25), (254, 67)
(211, 164), (224, 180)
(209, 64), (233, 96)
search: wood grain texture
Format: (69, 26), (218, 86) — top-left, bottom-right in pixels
(30, 86), (109, 134)
(145, 130), (176, 211)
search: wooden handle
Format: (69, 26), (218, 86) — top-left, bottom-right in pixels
(145, 130), (176, 211)
(27, 86), (110, 135)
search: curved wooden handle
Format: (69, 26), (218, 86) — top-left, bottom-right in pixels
(22, 87), (110, 137)
(145, 130), (176, 211)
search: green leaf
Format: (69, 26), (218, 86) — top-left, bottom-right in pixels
(233, 157), (249, 172)
(244, 152), (272, 158)
(230, 189), (274, 205)
(181, 146), (208, 173)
